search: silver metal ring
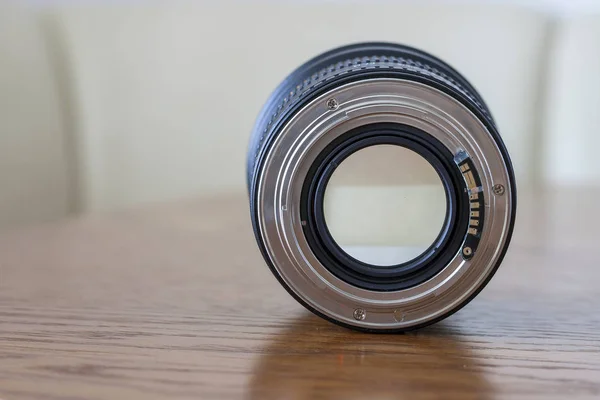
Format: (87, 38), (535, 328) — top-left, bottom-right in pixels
(256, 78), (512, 330)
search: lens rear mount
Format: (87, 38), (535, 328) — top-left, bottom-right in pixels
(247, 43), (516, 332)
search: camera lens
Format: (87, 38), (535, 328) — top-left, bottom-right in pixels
(247, 42), (516, 332)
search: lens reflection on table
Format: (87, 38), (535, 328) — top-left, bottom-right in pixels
(249, 314), (492, 400)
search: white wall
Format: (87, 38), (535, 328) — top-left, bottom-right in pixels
(2, 1), (600, 227)
(542, 12), (600, 185)
(47, 1), (550, 211)
(0, 3), (71, 228)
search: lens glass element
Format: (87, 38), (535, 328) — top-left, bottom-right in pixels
(323, 144), (447, 266)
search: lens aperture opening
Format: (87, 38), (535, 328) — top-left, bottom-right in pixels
(323, 144), (447, 267)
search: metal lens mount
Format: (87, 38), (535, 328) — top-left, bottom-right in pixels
(247, 42), (516, 332)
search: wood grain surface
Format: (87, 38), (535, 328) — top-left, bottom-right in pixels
(0, 188), (599, 399)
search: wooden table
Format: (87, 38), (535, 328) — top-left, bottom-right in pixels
(1, 189), (599, 399)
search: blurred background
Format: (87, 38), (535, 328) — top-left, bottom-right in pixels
(2, 0), (600, 230)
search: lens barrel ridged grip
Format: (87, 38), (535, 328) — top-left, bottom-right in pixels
(247, 42), (495, 192)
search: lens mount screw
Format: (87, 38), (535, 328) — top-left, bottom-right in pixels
(326, 98), (339, 110)
(493, 184), (505, 196)
(353, 308), (366, 321)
